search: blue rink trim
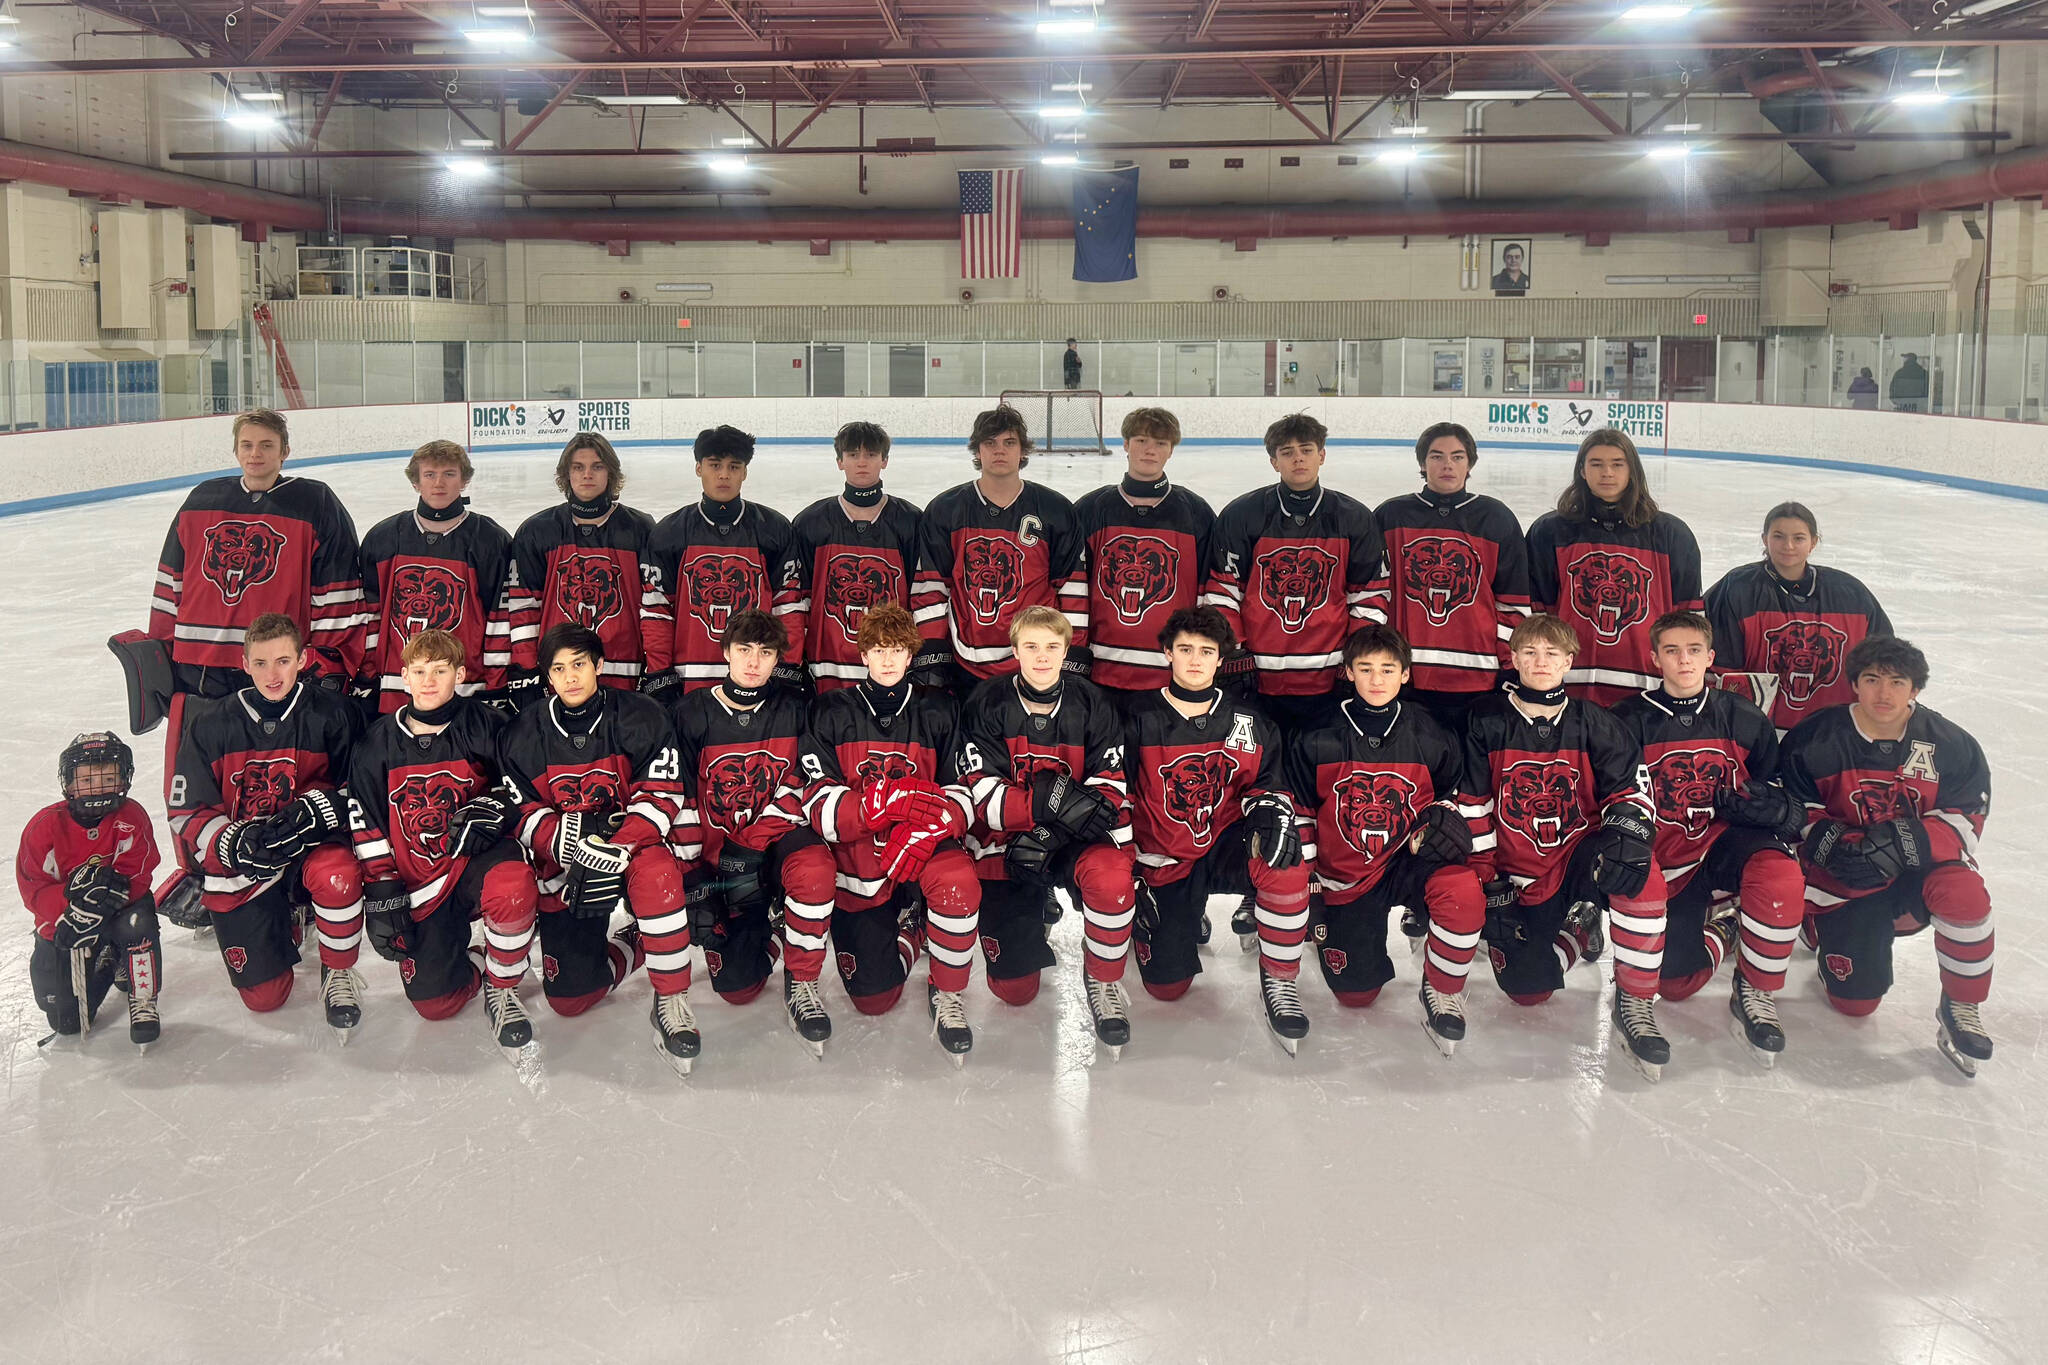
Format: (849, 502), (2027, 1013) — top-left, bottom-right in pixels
(6, 434), (2048, 518)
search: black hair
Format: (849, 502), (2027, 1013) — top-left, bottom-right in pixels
(1414, 421), (1477, 470)
(694, 424), (756, 465)
(540, 622), (606, 669)
(834, 421), (891, 458)
(1846, 636), (1928, 690)
(721, 607), (788, 655)
(1264, 412), (1328, 457)
(1158, 605), (1235, 654)
(1342, 623), (1412, 672)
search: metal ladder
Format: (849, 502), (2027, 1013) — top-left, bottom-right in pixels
(250, 302), (306, 409)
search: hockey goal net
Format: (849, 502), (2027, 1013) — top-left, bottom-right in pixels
(1000, 389), (1108, 455)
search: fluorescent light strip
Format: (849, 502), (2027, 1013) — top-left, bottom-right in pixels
(592, 94), (687, 106)
(1036, 19), (1097, 35)
(1041, 153), (1079, 165)
(1050, 82), (1093, 92)
(1443, 89), (1543, 100)
(237, 90), (285, 102)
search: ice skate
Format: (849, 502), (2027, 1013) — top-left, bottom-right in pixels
(1231, 893), (1258, 954)
(1565, 899), (1606, 963)
(1418, 979), (1465, 1058)
(1728, 975), (1784, 1067)
(1196, 912), (1211, 946)
(650, 990), (701, 1077)
(127, 990), (161, 1053)
(1400, 905), (1427, 956)
(1085, 977), (1131, 1058)
(319, 965), (363, 1045)
(1935, 994), (1992, 1078)
(483, 982), (534, 1053)
(784, 975), (832, 1059)
(1610, 990), (1669, 1082)
(927, 982), (972, 1065)
(1259, 969), (1308, 1056)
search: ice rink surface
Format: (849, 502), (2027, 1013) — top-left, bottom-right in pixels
(2, 438), (2043, 1364)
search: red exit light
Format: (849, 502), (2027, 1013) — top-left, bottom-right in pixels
(1692, 313), (1708, 325)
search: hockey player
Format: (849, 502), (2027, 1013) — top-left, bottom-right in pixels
(505, 432), (660, 704)
(955, 606), (1137, 1051)
(348, 628), (540, 1051)
(167, 613), (367, 1039)
(1201, 411), (1387, 738)
(1610, 611), (1806, 1065)
(1371, 422), (1529, 726)
(498, 622), (699, 1074)
(911, 404), (1087, 690)
(1125, 606), (1314, 1053)
(643, 425), (806, 694)
(1705, 501), (1894, 732)
(1464, 614), (1671, 1078)
(16, 732), (163, 1049)
(785, 421), (923, 693)
(1287, 625), (1486, 1056)
(665, 609), (839, 1056)
(356, 439), (515, 714)
(796, 603), (983, 1060)
(1526, 428), (1701, 705)
(1072, 406), (1215, 710)
(1780, 635), (1995, 1076)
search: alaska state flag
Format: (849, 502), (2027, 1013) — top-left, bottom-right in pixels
(1072, 166), (1138, 282)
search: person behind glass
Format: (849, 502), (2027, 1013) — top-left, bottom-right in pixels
(1888, 353), (1928, 413)
(1525, 427), (1700, 705)
(1846, 368), (1879, 410)
(1062, 338), (1082, 390)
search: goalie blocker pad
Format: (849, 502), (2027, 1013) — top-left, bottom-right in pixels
(109, 631), (175, 735)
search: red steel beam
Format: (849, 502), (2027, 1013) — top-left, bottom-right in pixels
(506, 71), (591, 151)
(1528, 53), (1629, 135)
(245, 0), (323, 63)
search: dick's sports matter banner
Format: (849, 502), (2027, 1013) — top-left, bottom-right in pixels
(467, 399), (636, 446)
(1477, 399), (1666, 445)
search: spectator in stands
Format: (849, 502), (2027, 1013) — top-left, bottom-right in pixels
(1847, 368), (1879, 410)
(1063, 339), (1083, 391)
(1889, 354), (1928, 413)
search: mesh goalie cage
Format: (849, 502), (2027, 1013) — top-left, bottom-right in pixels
(999, 390), (1108, 455)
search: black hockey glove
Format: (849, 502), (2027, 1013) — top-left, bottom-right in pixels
(505, 669), (544, 710)
(362, 880), (416, 961)
(447, 790), (518, 861)
(715, 844), (770, 920)
(313, 670), (346, 695)
(1060, 646), (1093, 680)
(1801, 818), (1890, 891)
(1480, 878), (1525, 946)
(1030, 772), (1117, 847)
(770, 663), (814, 698)
(1244, 792), (1302, 871)
(52, 902), (110, 956)
(255, 789), (346, 864)
(638, 671), (682, 699)
(65, 862), (131, 918)
(1004, 827), (1060, 883)
(481, 693), (521, 719)
(1408, 802), (1474, 866)
(1860, 816), (1932, 884)
(556, 811), (631, 919)
(1585, 806), (1655, 899)
(1716, 781), (1803, 842)
(216, 820), (292, 879)
(1217, 648), (1258, 700)
(908, 644), (955, 691)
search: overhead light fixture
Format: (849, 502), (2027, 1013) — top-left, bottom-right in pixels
(1391, 125), (1429, 136)
(1377, 146), (1421, 165)
(476, 4), (534, 14)
(1892, 88), (1952, 105)
(444, 157), (491, 177)
(1661, 122), (1701, 132)
(1443, 89), (1544, 100)
(1047, 0), (1097, 6)
(1647, 143), (1693, 159)
(459, 137), (494, 147)
(592, 94), (687, 106)
(463, 28), (531, 45)
(224, 111), (281, 131)
(1909, 66), (1960, 77)
(1041, 153), (1079, 165)
(236, 89), (285, 102)
(1036, 18), (1098, 36)
(0, 12), (19, 23)
(1053, 130), (1087, 141)
(719, 136), (757, 146)
(1038, 105), (1090, 120)
(1050, 82), (1093, 92)
(706, 155), (751, 172)
(1621, 3), (1695, 19)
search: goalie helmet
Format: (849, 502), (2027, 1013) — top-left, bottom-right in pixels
(60, 730), (135, 825)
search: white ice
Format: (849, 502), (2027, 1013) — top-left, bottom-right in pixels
(1, 440), (2043, 1364)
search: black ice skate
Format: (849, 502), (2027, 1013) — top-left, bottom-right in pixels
(1728, 975), (1784, 1067)
(928, 982), (973, 1065)
(1610, 990), (1669, 1082)
(1400, 905), (1427, 957)
(127, 989), (161, 1053)
(1232, 893), (1258, 954)
(1565, 899), (1606, 963)
(1935, 994), (1992, 1078)
(1418, 980), (1465, 1058)
(1085, 978), (1131, 1058)
(320, 965), (364, 1045)
(483, 982), (534, 1053)
(785, 975), (832, 1060)
(1260, 968), (1309, 1056)
(650, 991), (701, 1077)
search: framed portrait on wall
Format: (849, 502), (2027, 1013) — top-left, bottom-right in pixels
(1490, 238), (1532, 295)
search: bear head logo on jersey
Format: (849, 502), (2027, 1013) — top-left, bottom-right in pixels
(683, 552), (765, 637)
(388, 565), (466, 643)
(1258, 545), (1338, 634)
(229, 757), (298, 819)
(391, 770), (469, 862)
(1401, 536), (1484, 627)
(544, 769), (623, 816)
(822, 553), (901, 643)
(1563, 550), (1654, 646)
(1494, 759), (1582, 851)
(1331, 771), (1420, 860)
(1649, 748), (1734, 840)
(1096, 535), (1180, 626)
(552, 554), (625, 632)
(959, 535), (1026, 627)
(700, 751), (791, 831)
(1762, 620), (1849, 708)
(200, 520), (286, 607)
(1158, 751), (1241, 849)
(855, 751), (918, 788)
(1849, 777), (1920, 826)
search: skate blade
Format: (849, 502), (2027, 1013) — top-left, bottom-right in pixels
(1936, 1031), (1979, 1079)
(331, 1026), (355, 1048)
(191, 923), (215, 941)
(1269, 1029), (1300, 1057)
(1237, 934), (1258, 955)
(1728, 1013), (1778, 1069)
(654, 1037), (696, 1078)
(1422, 1019), (1458, 1058)
(1624, 1052), (1662, 1083)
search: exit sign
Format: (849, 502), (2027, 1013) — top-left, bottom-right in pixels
(1692, 313), (1708, 325)
(676, 317), (692, 328)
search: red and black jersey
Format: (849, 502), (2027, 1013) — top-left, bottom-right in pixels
(1779, 703), (1989, 909)
(1073, 483), (1216, 690)
(1462, 691), (1652, 904)
(912, 481), (1087, 678)
(506, 503), (660, 689)
(953, 674), (1133, 877)
(666, 686), (810, 862)
(1609, 687), (1781, 896)
(358, 509), (515, 712)
(1202, 485), (1387, 696)
(147, 475), (369, 682)
(498, 690), (685, 892)
(1287, 699), (1471, 905)
(787, 494), (923, 691)
(643, 500), (806, 690)
(796, 685), (971, 909)
(168, 683), (358, 908)
(1705, 561), (1893, 731)
(16, 798), (161, 940)
(1370, 488), (1531, 694)
(1526, 507), (1702, 704)
(1124, 689), (1289, 886)
(347, 700), (511, 915)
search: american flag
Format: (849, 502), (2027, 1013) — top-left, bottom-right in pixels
(958, 168), (1022, 279)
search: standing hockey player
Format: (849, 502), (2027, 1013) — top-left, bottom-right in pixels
(643, 425), (806, 694)
(499, 623), (698, 1074)
(348, 629), (540, 1051)
(1125, 607), (1314, 1053)
(786, 421), (923, 693)
(1288, 625), (1486, 1056)
(911, 404), (1087, 689)
(955, 607), (1137, 1052)
(167, 613), (367, 1040)
(1464, 614), (1671, 1079)
(16, 733), (163, 1049)
(1611, 612), (1806, 1065)
(356, 439), (515, 714)
(666, 609), (839, 1056)
(1526, 428), (1701, 704)
(1371, 422), (1529, 726)
(796, 604), (983, 1061)
(1780, 636), (1995, 1076)
(1072, 406), (1215, 710)
(1705, 501), (1893, 733)
(505, 433), (659, 704)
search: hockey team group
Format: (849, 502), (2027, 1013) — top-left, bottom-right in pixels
(17, 400), (1993, 1083)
